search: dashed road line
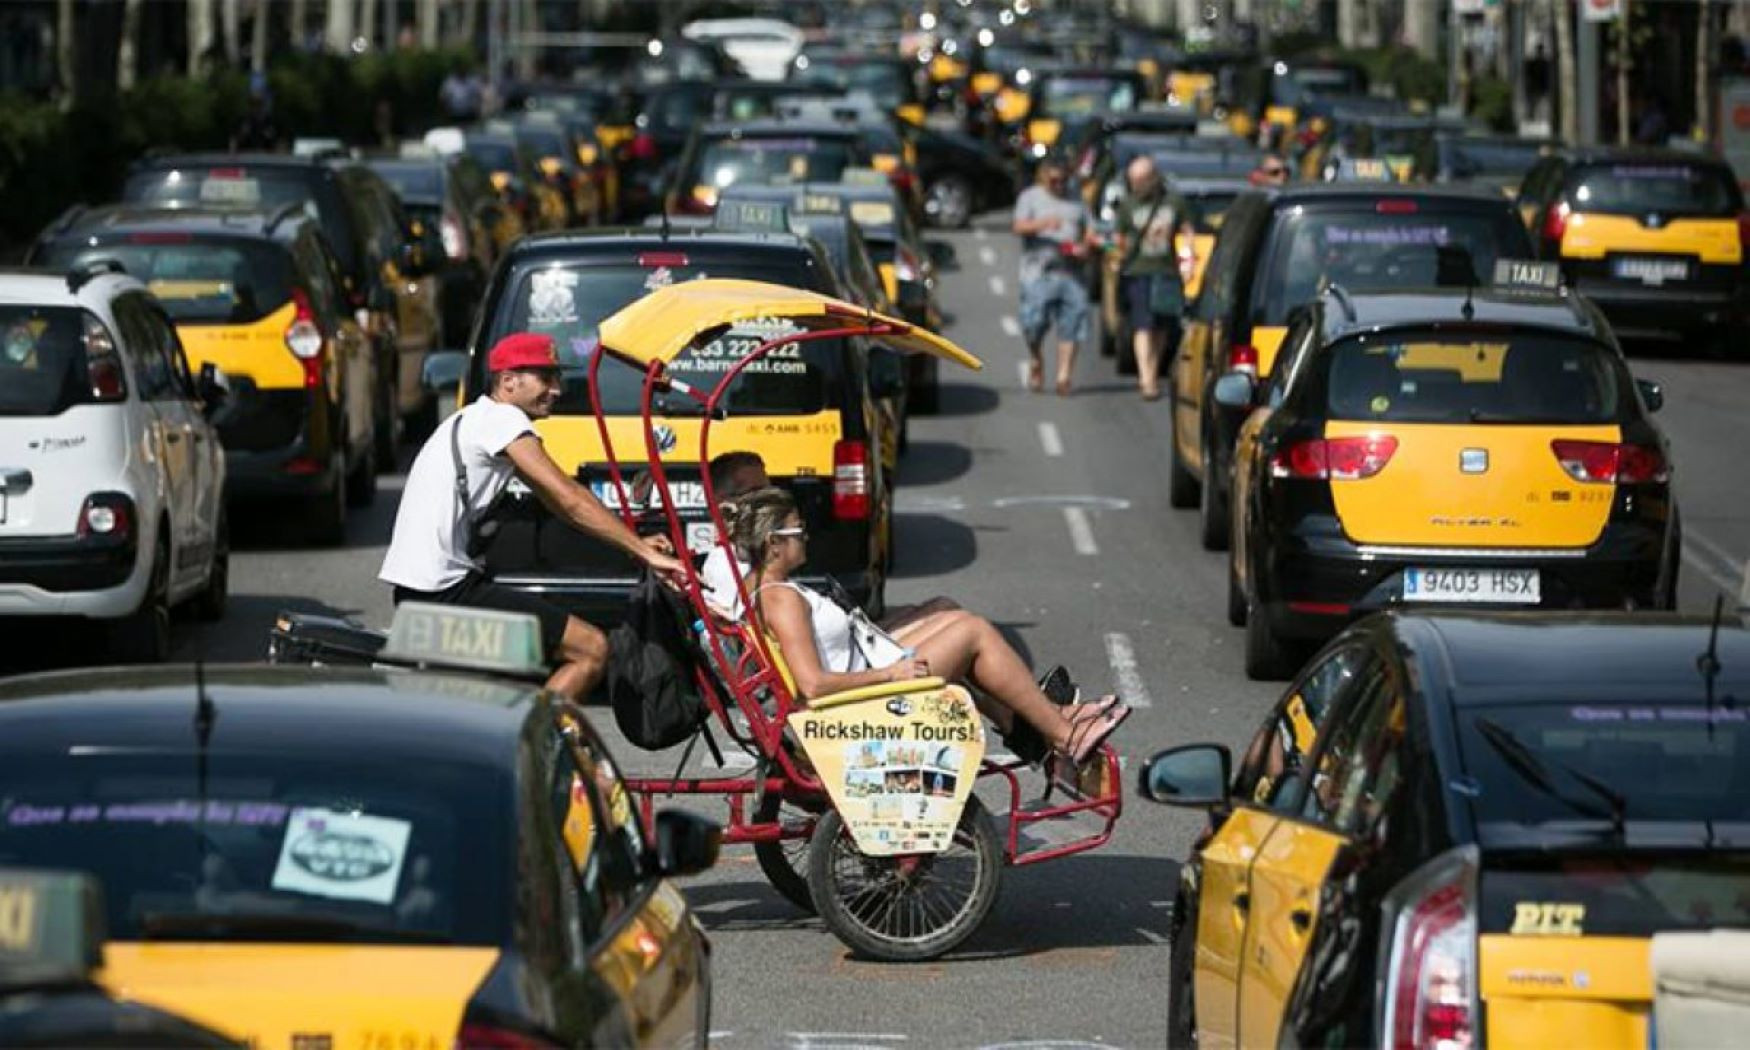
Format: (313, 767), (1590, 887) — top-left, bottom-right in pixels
(1016, 359), (1031, 386)
(1038, 421), (1063, 457)
(1000, 315), (1021, 338)
(978, 245), (998, 267)
(988, 274), (1007, 296)
(1104, 631), (1154, 709)
(1063, 506), (1098, 556)
(1683, 527), (1746, 598)
(974, 227), (988, 241)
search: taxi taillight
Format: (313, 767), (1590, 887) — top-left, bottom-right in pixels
(833, 439), (870, 520)
(1551, 439), (1667, 484)
(1381, 848), (1478, 1050)
(1227, 343), (1259, 375)
(454, 1020), (561, 1049)
(284, 287), (325, 389)
(1542, 200), (1571, 246)
(1269, 435), (1398, 480)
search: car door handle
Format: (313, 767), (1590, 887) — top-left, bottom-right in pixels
(1233, 892), (1250, 913)
(1289, 908), (1312, 931)
(165, 430), (183, 443)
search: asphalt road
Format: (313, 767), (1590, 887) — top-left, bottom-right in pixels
(6, 213), (1750, 1048)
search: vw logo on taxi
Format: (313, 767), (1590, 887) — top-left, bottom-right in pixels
(653, 425), (679, 454)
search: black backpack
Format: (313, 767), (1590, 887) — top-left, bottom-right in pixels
(606, 569), (709, 750)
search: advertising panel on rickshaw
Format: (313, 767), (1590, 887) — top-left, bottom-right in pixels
(791, 686), (986, 856)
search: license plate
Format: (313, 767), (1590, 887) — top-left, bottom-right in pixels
(685, 521), (719, 556)
(1612, 256), (1691, 286)
(1403, 567), (1541, 604)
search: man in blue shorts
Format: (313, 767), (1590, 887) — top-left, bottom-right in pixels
(1011, 158), (1095, 395)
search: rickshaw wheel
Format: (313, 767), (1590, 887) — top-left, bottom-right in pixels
(753, 793), (819, 915)
(807, 796), (1001, 961)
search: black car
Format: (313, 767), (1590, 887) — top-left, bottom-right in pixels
(910, 125), (1015, 229)
(0, 657), (716, 1047)
(430, 226), (900, 623)
(667, 120), (871, 217)
(1144, 611), (1750, 1048)
(365, 152), (507, 352)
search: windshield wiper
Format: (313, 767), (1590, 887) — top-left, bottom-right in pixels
(140, 911), (451, 945)
(1473, 716), (1628, 833)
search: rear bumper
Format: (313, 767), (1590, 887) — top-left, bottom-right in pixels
(1570, 278), (1749, 338)
(1258, 518), (1670, 642)
(0, 534), (143, 617)
(490, 569), (881, 628)
(225, 448), (342, 501)
(216, 387), (343, 500)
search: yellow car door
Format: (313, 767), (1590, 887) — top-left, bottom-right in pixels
(1172, 318), (1212, 476)
(1236, 819), (1348, 1047)
(1195, 808), (1281, 1050)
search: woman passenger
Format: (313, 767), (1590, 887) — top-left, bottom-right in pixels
(724, 487), (1129, 765)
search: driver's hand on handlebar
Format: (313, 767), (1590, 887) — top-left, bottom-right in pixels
(642, 533), (676, 557)
(887, 658), (931, 683)
(640, 544), (687, 591)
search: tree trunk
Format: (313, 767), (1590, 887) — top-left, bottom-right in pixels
(325, 0), (356, 53)
(189, 0), (216, 75)
(117, 0), (143, 90)
(1556, 0), (1579, 142)
(419, 0), (440, 49)
(251, 0), (271, 71)
(222, 0), (241, 66)
(1698, 0), (1713, 144)
(55, 0), (74, 109)
(289, 0), (309, 50)
(1615, 3), (1630, 144)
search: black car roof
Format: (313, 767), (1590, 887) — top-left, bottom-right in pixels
(128, 152), (343, 174)
(1259, 182), (1512, 207)
(0, 665), (534, 768)
(42, 203), (307, 244)
(1321, 286), (1604, 342)
(1398, 613), (1750, 705)
(1547, 144), (1736, 170)
(503, 225), (822, 261)
(700, 119), (863, 140)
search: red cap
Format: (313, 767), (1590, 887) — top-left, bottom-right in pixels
(488, 332), (560, 373)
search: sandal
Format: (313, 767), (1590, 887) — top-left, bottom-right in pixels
(1059, 703), (1131, 765)
(1037, 664), (1079, 706)
(1055, 375), (1072, 396)
(1066, 696), (1120, 724)
(1026, 359), (1044, 393)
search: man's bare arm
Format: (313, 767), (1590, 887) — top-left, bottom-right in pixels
(504, 434), (671, 566)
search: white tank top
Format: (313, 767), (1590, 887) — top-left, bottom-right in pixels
(756, 580), (867, 674)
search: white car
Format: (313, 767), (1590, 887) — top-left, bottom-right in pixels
(0, 263), (228, 661)
(681, 17), (803, 81)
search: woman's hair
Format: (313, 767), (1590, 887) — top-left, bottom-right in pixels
(720, 485), (796, 564)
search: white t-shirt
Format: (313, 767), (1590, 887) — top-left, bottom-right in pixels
(379, 397), (535, 592)
(699, 546), (752, 620)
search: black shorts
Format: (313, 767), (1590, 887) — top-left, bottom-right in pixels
(1123, 273), (1182, 333)
(393, 575), (574, 660)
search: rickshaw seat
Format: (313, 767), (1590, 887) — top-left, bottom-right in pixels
(759, 632), (947, 711)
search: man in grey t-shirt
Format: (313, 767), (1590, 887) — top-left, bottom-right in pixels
(1011, 159), (1095, 394)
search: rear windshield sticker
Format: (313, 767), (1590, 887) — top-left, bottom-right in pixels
(198, 176), (262, 205)
(1322, 225), (1451, 247)
(4, 799), (289, 828)
(528, 269), (579, 326)
(850, 201), (896, 227)
(644, 266), (675, 292)
(1570, 705), (1749, 723)
(1511, 901), (1586, 936)
(271, 807), (411, 906)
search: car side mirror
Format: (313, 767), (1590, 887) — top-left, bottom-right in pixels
(1212, 372), (1257, 410)
(1138, 744), (1232, 808)
(648, 809), (722, 878)
(197, 362), (230, 414)
(869, 348), (905, 400)
(926, 239), (958, 271)
(1636, 377), (1663, 413)
(421, 350), (468, 398)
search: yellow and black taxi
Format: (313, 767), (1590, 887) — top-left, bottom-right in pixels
(425, 224), (902, 623)
(1250, 55), (1369, 149)
(1018, 67), (1147, 171)
(1220, 269), (1679, 678)
(30, 204), (383, 545)
(464, 129), (571, 233)
(0, 868), (235, 1046)
(0, 603), (718, 1049)
(1142, 609), (1750, 1050)
(1168, 184), (1533, 552)
(667, 119), (871, 217)
(787, 49), (929, 127)
(1517, 146), (1750, 351)
(503, 114), (607, 227)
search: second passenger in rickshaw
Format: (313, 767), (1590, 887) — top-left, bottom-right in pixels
(726, 486), (1131, 764)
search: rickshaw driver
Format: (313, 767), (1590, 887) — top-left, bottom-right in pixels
(380, 332), (686, 701)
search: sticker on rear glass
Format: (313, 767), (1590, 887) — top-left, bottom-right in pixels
(198, 176), (262, 205)
(271, 807), (411, 905)
(529, 269), (579, 325)
(1323, 226), (1451, 247)
(644, 266), (674, 291)
(850, 201), (895, 227)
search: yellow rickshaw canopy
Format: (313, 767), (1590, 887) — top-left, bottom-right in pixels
(596, 278), (983, 372)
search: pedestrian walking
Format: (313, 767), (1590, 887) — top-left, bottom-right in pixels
(1011, 158), (1096, 395)
(1114, 156), (1189, 400)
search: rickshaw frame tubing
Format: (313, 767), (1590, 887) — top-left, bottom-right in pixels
(982, 749), (1124, 865)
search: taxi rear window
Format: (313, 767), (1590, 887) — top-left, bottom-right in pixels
(0, 306), (101, 417)
(1040, 77), (1138, 118)
(1315, 329), (1619, 424)
(698, 138), (855, 189)
(1184, 192), (1238, 234)
(1459, 702), (1750, 833)
(0, 753), (511, 945)
(37, 238), (296, 325)
(124, 168), (320, 214)
(1570, 163), (1741, 217)
(1257, 207), (1532, 324)
(464, 140), (520, 172)
(1480, 858), (1750, 937)
(486, 259), (843, 416)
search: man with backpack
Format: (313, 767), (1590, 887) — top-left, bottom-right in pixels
(379, 332), (684, 701)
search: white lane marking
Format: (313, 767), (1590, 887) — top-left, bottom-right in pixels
(1016, 359), (1031, 386)
(1104, 631), (1154, 709)
(988, 274), (1007, 296)
(895, 493), (967, 513)
(978, 245), (998, 267)
(1038, 421), (1063, 457)
(1683, 526), (1745, 597)
(1063, 506), (1098, 556)
(974, 227), (988, 241)
(1001, 315), (1022, 338)
(1682, 549), (1742, 598)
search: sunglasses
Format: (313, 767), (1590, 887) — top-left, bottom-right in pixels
(771, 527), (808, 542)
(1261, 166), (1287, 176)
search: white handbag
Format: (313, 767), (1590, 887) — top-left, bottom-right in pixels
(846, 607), (911, 670)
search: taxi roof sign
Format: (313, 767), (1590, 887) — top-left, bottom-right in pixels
(382, 602), (546, 677)
(0, 869), (104, 985)
(1492, 259), (1562, 291)
(713, 198), (791, 234)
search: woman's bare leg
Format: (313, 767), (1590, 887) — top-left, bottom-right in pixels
(909, 612), (1075, 749)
